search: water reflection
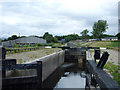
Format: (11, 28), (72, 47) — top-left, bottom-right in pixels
(54, 72), (86, 88)
(42, 63), (86, 89)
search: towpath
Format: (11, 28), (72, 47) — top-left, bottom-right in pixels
(6, 48), (61, 64)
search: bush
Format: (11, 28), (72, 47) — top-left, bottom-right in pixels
(33, 44), (39, 47)
(13, 44), (20, 48)
(37, 44), (42, 46)
(48, 43), (54, 46)
(42, 43), (47, 46)
(112, 40), (119, 42)
(24, 44), (29, 47)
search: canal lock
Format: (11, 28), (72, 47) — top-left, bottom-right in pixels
(2, 48), (100, 89)
(42, 48), (100, 89)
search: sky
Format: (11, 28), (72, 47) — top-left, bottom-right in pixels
(0, 0), (119, 38)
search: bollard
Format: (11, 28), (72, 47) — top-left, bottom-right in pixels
(37, 61), (42, 88)
(0, 47), (6, 78)
(94, 49), (100, 62)
(0, 47), (6, 59)
(97, 51), (109, 69)
(14, 49), (17, 53)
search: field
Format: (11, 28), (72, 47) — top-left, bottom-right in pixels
(76, 41), (120, 51)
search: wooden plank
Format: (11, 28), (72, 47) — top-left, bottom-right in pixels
(2, 59), (16, 66)
(3, 75), (37, 85)
(5, 64), (38, 70)
(2, 76), (38, 89)
(87, 60), (120, 90)
(65, 54), (86, 62)
(2, 59), (17, 78)
(87, 47), (100, 49)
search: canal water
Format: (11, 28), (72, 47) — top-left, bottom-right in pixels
(42, 63), (86, 89)
(5, 63), (87, 89)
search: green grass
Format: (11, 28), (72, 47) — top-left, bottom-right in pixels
(52, 43), (65, 47)
(103, 62), (120, 85)
(96, 61), (120, 85)
(107, 41), (120, 47)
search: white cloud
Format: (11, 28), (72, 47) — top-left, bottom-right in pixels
(2, 16), (22, 25)
(0, 0), (119, 38)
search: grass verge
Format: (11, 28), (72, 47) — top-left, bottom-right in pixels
(103, 62), (120, 85)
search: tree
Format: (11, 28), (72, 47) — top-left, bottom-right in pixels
(20, 36), (26, 38)
(65, 36), (74, 42)
(53, 37), (58, 43)
(0, 39), (1, 45)
(8, 35), (19, 40)
(116, 33), (120, 40)
(55, 36), (63, 41)
(91, 20), (108, 40)
(43, 32), (54, 43)
(70, 34), (80, 40)
(80, 29), (89, 40)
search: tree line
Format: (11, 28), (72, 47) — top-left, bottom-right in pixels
(2, 20), (120, 43)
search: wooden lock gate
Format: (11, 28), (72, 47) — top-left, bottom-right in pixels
(2, 59), (42, 89)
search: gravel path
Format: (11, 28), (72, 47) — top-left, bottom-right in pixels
(105, 49), (119, 65)
(6, 48), (61, 64)
(86, 49), (119, 65)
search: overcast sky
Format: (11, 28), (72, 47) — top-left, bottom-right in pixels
(0, 0), (119, 38)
